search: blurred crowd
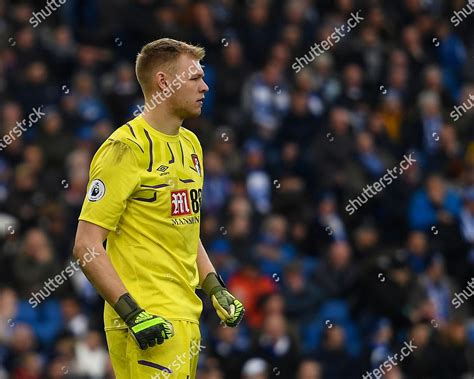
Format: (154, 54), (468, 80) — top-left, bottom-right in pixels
(0, 0), (474, 378)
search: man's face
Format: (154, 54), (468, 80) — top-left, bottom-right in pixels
(168, 54), (208, 119)
(427, 176), (444, 204)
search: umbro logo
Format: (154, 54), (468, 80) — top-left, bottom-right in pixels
(157, 165), (169, 172)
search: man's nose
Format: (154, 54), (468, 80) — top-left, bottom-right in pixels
(201, 81), (209, 93)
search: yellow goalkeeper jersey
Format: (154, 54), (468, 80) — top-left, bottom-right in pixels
(79, 115), (204, 330)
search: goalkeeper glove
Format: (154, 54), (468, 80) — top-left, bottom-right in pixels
(202, 272), (244, 327)
(114, 293), (174, 350)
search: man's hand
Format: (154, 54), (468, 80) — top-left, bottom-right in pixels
(202, 272), (244, 327)
(114, 293), (174, 349)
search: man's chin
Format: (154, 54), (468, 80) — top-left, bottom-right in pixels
(178, 107), (202, 119)
(188, 109), (202, 118)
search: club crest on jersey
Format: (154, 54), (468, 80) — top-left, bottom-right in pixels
(191, 154), (201, 176)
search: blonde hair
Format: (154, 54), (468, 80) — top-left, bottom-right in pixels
(135, 38), (205, 95)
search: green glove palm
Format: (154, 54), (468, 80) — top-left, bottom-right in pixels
(202, 273), (245, 327)
(114, 293), (174, 350)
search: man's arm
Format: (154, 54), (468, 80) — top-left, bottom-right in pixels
(197, 238), (216, 286)
(73, 220), (174, 349)
(198, 239), (245, 327)
(73, 220), (127, 305)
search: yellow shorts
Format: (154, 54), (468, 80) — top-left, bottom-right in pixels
(105, 320), (201, 379)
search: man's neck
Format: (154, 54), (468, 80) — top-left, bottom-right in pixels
(141, 107), (182, 136)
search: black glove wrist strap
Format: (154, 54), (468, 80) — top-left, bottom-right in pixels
(202, 272), (226, 298)
(114, 293), (142, 323)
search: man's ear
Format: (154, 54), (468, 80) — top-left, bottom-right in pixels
(154, 71), (169, 91)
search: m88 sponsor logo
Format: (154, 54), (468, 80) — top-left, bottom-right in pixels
(171, 189), (202, 217)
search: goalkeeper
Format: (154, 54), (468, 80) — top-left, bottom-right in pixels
(73, 38), (244, 378)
